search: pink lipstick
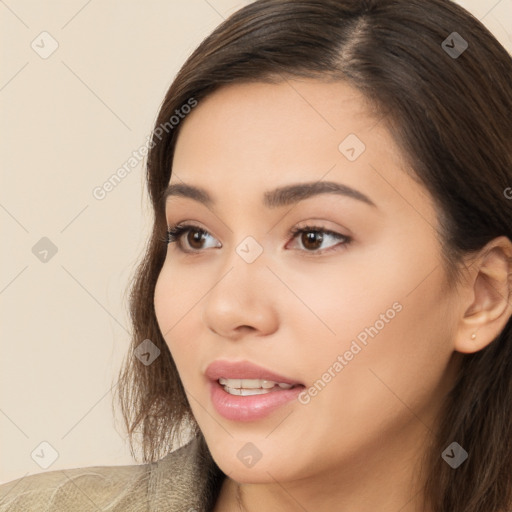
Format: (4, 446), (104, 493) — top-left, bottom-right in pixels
(205, 360), (305, 422)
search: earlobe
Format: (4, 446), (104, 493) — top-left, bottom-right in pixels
(454, 236), (512, 355)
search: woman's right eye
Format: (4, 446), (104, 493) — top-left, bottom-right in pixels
(166, 223), (221, 253)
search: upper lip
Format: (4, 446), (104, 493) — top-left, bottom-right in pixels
(205, 360), (304, 386)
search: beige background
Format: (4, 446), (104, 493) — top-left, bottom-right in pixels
(1, 0), (511, 484)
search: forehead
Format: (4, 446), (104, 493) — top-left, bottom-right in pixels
(174, 79), (377, 152)
(172, 79), (392, 176)
(168, 79), (435, 225)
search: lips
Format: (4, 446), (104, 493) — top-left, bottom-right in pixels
(205, 360), (303, 387)
(204, 360), (305, 421)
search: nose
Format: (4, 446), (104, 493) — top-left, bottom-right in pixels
(201, 244), (279, 341)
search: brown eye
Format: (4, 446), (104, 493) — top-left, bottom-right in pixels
(186, 229), (208, 250)
(288, 225), (351, 254)
(166, 224), (221, 253)
(301, 230), (324, 251)
(166, 223), (351, 255)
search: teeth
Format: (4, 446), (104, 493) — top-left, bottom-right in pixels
(223, 387), (273, 396)
(218, 377), (295, 393)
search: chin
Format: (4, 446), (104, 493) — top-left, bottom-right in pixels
(204, 435), (310, 484)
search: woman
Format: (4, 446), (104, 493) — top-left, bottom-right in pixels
(1, 0), (511, 510)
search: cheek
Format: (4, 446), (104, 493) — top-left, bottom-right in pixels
(272, 250), (404, 361)
(289, 236), (456, 414)
(323, 268), (456, 433)
(153, 266), (203, 369)
(287, 277), (455, 468)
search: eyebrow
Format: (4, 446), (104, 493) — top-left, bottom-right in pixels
(163, 180), (376, 209)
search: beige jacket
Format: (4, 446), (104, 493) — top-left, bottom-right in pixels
(0, 436), (224, 511)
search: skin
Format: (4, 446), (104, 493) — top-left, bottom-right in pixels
(153, 79), (512, 512)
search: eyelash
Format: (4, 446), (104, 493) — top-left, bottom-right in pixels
(165, 223), (352, 255)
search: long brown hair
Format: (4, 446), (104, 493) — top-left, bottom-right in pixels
(113, 1), (512, 510)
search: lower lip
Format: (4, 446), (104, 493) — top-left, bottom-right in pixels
(209, 380), (304, 422)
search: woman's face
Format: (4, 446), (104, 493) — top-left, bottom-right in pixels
(154, 79), (462, 484)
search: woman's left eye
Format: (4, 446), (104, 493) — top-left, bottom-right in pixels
(287, 225), (352, 253)
(166, 223), (352, 255)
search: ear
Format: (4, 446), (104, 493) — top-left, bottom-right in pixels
(454, 236), (512, 354)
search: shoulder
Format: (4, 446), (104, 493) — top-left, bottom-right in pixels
(0, 437), (214, 512)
